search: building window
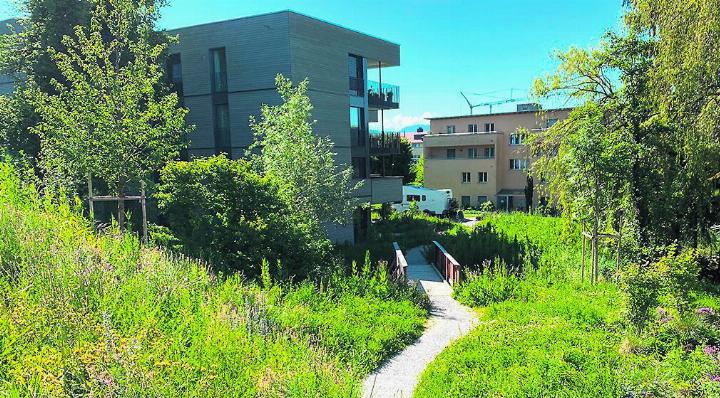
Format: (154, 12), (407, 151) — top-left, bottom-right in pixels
(461, 196), (471, 208)
(484, 147), (495, 159)
(166, 53), (183, 96)
(468, 124), (478, 133)
(210, 48), (227, 93)
(213, 103), (231, 156)
(468, 148), (478, 159)
(462, 172), (471, 183)
(446, 125), (456, 134)
(510, 158), (528, 170)
(478, 172), (488, 183)
(350, 107), (366, 146)
(348, 54), (364, 96)
(484, 122), (495, 132)
(510, 132), (526, 145)
(421, 195), (427, 201)
(446, 148), (456, 159)
(407, 194), (421, 202)
(478, 195), (488, 205)
(352, 157), (367, 179)
(546, 118), (558, 128)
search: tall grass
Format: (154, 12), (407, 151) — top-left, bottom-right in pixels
(0, 163), (427, 397)
(415, 212), (720, 397)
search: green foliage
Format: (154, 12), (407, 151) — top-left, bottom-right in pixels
(155, 155), (331, 278)
(370, 137), (415, 184)
(454, 267), (521, 307)
(0, 161), (427, 396)
(622, 247), (702, 331)
(436, 224), (540, 276)
(417, 212), (720, 397)
(413, 153), (424, 185)
(530, 103), (633, 237)
(339, 211), (453, 267)
(249, 75), (358, 230)
(479, 200), (494, 212)
(620, 262), (662, 332)
(30, 0), (190, 229)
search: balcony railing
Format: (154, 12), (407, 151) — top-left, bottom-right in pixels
(369, 132), (401, 155)
(368, 81), (399, 109)
(426, 154), (495, 160)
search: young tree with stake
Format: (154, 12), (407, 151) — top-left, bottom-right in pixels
(31, 0), (190, 231)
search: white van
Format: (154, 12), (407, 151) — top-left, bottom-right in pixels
(392, 186), (453, 216)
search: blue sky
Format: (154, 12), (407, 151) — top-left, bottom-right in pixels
(1, 0), (625, 131)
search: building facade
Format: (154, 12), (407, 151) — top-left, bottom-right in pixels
(424, 106), (571, 211)
(166, 11), (403, 243)
(0, 12), (403, 243)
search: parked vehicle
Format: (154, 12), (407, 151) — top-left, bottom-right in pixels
(393, 186), (453, 216)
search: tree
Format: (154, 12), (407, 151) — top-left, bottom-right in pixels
(371, 137), (415, 183)
(249, 75), (359, 232)
(530, 104), (633, 280)
(413, 154), (424, 186)
(628, 0), (720, 246)
(155, 156), (332, 278)
(524, 176), (534, 213)
(31, 0), (190, 231)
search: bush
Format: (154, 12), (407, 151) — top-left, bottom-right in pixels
(620, 262), (663, 332)
(479, 200), (495, 212)
(454, 265), (522, 307)
(155, 155), (331, 278)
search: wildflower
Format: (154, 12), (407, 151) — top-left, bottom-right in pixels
(696, 307), (716, 316)
(703, 345), (718, 357)
(657, 307), (672, 324)
(711, 374), (720, 383)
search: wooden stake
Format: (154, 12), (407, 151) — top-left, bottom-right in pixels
(581, 224), (586, 282)
(87, 174), (94, 222)
(141, 181), (148, 244)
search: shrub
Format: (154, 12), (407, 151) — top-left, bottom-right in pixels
(620, 262), (662, 332)
(454, 265), (522, 307)
(155, 155), (332, 278)
(479, 200), (495, 212)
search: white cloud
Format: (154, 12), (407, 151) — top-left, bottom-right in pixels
(372, 112), (434, 131)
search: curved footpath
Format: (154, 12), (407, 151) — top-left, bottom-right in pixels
(362, 246), (478, 398)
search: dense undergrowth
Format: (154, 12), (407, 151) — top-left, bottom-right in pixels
(0, 163), (427, 397)
(415, 212), (720, 398)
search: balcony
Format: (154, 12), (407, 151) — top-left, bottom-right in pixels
(369, 132), (401, 156)
(368, 81), (399, 110)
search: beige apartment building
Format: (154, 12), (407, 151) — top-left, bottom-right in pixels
(424, 105), (571, 211)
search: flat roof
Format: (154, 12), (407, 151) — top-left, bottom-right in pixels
(166, 10), (399, 47)
(427, 107), (574, 121)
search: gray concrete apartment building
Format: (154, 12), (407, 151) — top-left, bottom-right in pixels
(1, 11), (404, 243)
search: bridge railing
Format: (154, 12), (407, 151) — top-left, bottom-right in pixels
(390, 242), (408, 281)
(432, 241), (462, 285)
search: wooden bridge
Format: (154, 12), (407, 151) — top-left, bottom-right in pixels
(364, 242), (475, 398)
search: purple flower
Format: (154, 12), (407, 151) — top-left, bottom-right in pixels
(703, 345), (718, 356)
(711, 374), (720, 383)
(657, 307), (668, 316)
(697, 307), (716, 316)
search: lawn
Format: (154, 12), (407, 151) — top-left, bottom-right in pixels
(415, 212), (720, 398)
(0, 162), (428, 397)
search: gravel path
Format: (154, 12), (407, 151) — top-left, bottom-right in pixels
(362, 246), (477, 398)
